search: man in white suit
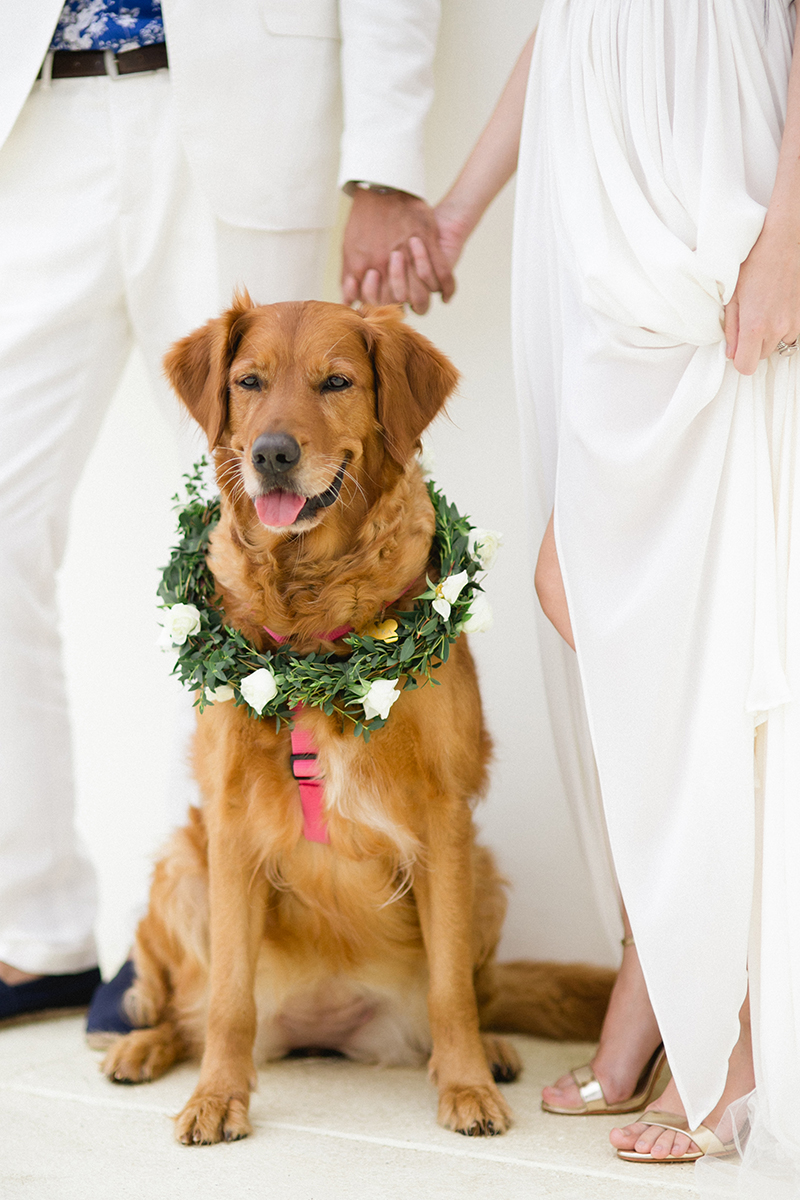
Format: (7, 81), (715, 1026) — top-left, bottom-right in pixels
(0, 0), (450, 1022)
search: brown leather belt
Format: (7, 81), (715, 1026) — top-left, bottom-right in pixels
(37, 42), (168, 80)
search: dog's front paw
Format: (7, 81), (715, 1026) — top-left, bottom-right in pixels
(175, 1089), (252, 1145)
(438, 1083), (512, 1137)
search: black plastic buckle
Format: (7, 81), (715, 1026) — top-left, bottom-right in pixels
(291, 751), (320, 781)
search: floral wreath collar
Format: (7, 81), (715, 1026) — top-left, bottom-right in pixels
(158, 460), (501, 741)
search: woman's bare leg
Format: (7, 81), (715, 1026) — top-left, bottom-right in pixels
(535, 511), (575, 650)
(537, 516), (663, 1108)
(542, 908), (663, 1108)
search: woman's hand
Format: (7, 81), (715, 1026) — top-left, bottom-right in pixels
(724, 216), (800, 375)
(404, 200), (474, 293)
(725, 18), (800, 375)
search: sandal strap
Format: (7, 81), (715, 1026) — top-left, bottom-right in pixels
(639, 1111), (728, 1155)
(571, 1063), (607, 1111)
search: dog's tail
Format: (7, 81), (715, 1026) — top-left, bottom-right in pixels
(478, 960), (616, 1042)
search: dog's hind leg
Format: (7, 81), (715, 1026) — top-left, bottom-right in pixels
(480, 1033), (522, 1084)
(102, 1022), (186, 1084)
(112, 812), (212, 1038)
(470, 850), (521, 1085)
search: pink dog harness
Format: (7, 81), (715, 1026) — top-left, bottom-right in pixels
(263, 585), (418, 845)
(289, 711), (330, 844)
(263, 623), (354, 845)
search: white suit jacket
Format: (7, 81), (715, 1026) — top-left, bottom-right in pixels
(0, 0), (439, 229)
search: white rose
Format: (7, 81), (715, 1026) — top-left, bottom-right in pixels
(163, 603), (202, 646)
(361, 678), (401, 721)
(240, 667), (278, 714)
(416, 441), (436, 480)
(205, 684), (235, 704)
(461, 593), (493, 633)
(432, 569), (470, 621)
(469, 528), (503, 571)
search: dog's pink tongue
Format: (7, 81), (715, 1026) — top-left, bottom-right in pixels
(255, 491), (306, 527)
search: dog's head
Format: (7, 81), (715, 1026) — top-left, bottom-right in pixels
(164, 295), (458, 533)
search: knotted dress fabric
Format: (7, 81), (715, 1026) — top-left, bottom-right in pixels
(513, 0), (799, 1166)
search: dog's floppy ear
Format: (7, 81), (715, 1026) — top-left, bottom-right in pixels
(163, 291), (256, 448)
(360, 306), (459, 465)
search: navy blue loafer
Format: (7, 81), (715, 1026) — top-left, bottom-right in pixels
(85, 959), (138, 1049)
(0, 965), (102, 1029)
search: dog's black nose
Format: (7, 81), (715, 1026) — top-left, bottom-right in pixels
(251, 433), (301, 475)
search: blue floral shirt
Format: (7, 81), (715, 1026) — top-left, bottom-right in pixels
(50, 1), (164, 52)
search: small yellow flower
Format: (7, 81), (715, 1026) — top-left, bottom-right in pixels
(362, 618), (399, 643)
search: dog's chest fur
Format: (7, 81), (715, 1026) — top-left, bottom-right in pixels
(195, 699), (426, 950)
(240, 716), (433, 1068)
(190, 702), (434, 1065)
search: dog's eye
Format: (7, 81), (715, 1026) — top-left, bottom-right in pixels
(321, 375), (352, 393)
(238, 375), (261, 390)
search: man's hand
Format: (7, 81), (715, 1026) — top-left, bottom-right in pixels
(342, 187), (456, 315)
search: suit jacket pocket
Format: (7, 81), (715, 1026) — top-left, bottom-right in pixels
(260, 0), (339, 39)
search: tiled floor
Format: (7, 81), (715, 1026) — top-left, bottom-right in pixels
(0, 1015), (700, 1200)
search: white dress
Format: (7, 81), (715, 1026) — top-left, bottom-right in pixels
(513, 1), (799, 1192)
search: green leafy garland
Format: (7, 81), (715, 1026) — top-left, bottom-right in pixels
(157, 461), (496, 741)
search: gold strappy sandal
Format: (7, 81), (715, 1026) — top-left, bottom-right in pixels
(615, 1110), (736, 1163)
(541, 934), (669, 1116)
(541, 1042), (668, 1115)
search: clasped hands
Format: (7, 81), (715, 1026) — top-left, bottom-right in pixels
(341, 187), (468, 315)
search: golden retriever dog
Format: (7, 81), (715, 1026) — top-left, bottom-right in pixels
(101, 297), (614, 1145)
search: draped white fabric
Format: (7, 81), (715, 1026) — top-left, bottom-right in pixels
(513, 0), (800, 1189)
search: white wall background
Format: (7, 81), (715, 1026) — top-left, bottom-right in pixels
(60, 0), (620, 979)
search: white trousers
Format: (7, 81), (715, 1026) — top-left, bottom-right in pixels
(0, 69), (328, 974)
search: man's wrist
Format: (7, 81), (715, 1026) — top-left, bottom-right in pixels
(343, 180), (419, 199)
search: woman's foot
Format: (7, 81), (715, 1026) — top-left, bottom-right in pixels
(541, 935), (662, 1111)
(611, 996), (754, 1160)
